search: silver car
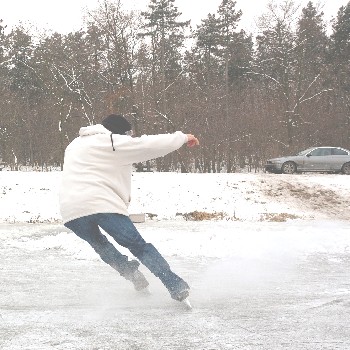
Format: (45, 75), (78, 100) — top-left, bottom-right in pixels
(265, 147), (350, 174)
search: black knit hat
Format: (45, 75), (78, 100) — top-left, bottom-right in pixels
(101, 114), (132, 134)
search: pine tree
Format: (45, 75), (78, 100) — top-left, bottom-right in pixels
(0, 19), (8, 89)
(330, 1), (350, 91)
(0, 19), (5, 61)
(0, 19), (10, 163)
(296, 1), (328, 77)
(6, 27), (44, 165)
(7, 27), (38, 96)
(330, 2), (350, 61)
(216, 0), (243, 116)
(139, 0), (189, 117)
(294, 1), (329, 142)
(195, 13), (221, 87)
(329, 2), (350, 143)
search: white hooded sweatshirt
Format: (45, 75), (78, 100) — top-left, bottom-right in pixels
(59, 124), (188, 223)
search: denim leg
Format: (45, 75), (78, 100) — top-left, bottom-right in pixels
(95, 213), (189, 295)
(95, 213), (171, 276)
(65, 215), (138, 277)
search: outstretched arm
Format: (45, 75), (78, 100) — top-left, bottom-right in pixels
(115, 132), (199, 165)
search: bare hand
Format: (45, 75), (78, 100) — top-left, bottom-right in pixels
(186, 134), (200, 147)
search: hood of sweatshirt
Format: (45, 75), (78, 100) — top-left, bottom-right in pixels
(79, 124), (110, 137)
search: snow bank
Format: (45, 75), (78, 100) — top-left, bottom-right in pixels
(1, 171), (349, 223)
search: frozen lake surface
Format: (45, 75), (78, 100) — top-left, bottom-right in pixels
(1, 220), (350, 350)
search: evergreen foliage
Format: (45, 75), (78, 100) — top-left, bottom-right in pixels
(0, 0), (349, 172)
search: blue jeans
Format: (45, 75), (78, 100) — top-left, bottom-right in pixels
(65, 213), (188, 295)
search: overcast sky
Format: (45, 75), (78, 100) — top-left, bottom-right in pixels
(0, 0), (348, 35)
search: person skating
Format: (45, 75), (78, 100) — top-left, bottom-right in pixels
(59, 114), (199, 302)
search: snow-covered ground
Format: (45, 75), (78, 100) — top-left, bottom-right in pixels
(1, 171), (350, 223)
(1, 171), (350, 349)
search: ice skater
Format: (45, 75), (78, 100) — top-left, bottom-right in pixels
(59, 114), (199, 303)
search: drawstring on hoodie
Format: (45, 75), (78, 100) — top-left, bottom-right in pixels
(110, 133), (115, 151)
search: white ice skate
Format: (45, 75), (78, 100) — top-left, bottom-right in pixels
(182, 297), (193, 310)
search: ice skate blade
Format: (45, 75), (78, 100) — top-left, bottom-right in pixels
(182, 298), (192, 310)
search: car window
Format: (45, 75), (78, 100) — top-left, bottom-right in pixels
(333, 148), (349, 155)
(308, 148), (332, 156)
(308, 148), (323, 156)
(322, 148), (332, 156)
(298, 148), (314, 156)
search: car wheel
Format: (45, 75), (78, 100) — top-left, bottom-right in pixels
(341, 162), (350, 175)
(281, 161), (297, 174)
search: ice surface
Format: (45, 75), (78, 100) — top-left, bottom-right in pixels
(1, 171), (350, 349)
(1, 221), (350, 349)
